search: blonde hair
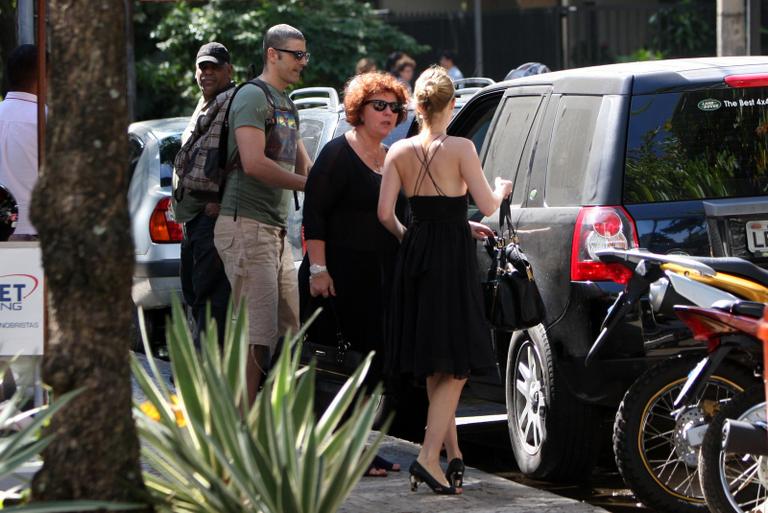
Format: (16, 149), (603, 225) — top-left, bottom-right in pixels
(413, 65), (454, 127)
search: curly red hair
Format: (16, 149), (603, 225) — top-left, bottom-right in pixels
(344, 71), (410, 126)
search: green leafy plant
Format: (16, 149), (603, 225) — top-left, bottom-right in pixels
(133, 298), (388, 513)
(616, 48), (664, 63)
(0, 383), (138, 512)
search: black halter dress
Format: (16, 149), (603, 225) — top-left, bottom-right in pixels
(386, 137), (497, 379)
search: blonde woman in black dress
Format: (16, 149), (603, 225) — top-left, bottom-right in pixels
(378, 66), (513, 495)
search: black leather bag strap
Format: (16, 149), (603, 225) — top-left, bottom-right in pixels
(323, 298), (352, 364)
(498, 197), (518, 243)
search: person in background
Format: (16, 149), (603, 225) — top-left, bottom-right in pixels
(299, 71), (410, 477)
(438, 50), (464, 82)
(0, 44), (42, 404)
(214, 24), (311, 402)
(378, 66), (513, 495)
(393, 54), (416, 94)
(172, 42), (234, 346)
(0, 44), (40, 240)
(355, 57), (377, 75)
(384, 51), (404, 76)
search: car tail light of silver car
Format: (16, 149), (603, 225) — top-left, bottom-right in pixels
(149, 197), (183, 243)
(570, 206), (639, 284)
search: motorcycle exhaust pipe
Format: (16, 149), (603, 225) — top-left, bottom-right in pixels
(722, 420), (768, 455)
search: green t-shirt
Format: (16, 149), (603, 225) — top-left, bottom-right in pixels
(220, 81), (299, 227)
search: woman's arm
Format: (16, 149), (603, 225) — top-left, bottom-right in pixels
(457, 138), (512, 216)
(377, 148), (407, 241)
(305, 239), (334, 298)
(302, 138), (348, 297)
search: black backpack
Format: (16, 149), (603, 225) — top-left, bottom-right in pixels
(173, 78), (285, 200)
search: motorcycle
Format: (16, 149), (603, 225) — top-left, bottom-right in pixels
(666, 301), (767, 513)
(586, 248), (768, 513)
(0, 184), (18, 241)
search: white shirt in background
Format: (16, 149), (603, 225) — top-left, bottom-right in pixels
(0, 91), (39, 235)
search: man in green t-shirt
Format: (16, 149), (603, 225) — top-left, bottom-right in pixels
(214, 24), (311, 400)
(172, 42), (234, 347)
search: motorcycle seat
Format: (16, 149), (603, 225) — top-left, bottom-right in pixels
(728, 300), (767, 318)
(690, 256), (768, 288)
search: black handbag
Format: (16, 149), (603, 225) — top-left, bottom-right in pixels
(300, 298), (364, 376)
(482, 199), (546, 331)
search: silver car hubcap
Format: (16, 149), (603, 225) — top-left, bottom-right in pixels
(513, 341), (546, 456)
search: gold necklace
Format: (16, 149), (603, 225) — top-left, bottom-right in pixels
(353, 129), (383, 172)
(364, 146), (383, 172)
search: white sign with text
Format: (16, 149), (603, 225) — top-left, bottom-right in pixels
(0, 242), (44, 355)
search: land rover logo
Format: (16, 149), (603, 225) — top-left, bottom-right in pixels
(698, 99), (722, 112)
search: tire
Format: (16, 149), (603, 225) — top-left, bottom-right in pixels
(699, 385), (766, 513)
(613, 355), (755, 513)
(506, 324), (601, 481)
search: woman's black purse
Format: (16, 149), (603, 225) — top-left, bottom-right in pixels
(300, 298), (363, 376)
(482, 199), (546, 331)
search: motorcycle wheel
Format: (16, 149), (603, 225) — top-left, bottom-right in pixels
(613, 355), (754, 513)
(699, 385), (766, 513)
(506, 324), (601, 482)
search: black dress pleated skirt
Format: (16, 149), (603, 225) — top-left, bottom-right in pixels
(386, 195), (497, 379)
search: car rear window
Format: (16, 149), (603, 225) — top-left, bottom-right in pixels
(158, 135), (180, 188)
(300, 117), (327, 161)
(624, 87), (768, 203)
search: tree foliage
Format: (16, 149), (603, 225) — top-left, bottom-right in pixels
(648, 0), (714, 58)
(134, 0), (427, 120)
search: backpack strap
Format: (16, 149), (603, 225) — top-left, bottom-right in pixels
(238, 78), (301, 211)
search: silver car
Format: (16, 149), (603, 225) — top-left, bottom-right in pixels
(127, 117), (186, 346)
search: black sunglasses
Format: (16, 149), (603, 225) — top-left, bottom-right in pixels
(364, 99), (405, 114)
(273, 48), (310, 62)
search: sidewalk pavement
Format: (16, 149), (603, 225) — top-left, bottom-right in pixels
(341, 434), (610, 513)
(132, 355), (608, 512)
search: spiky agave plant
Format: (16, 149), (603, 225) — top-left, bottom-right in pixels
(0, 379), (139, 512)
(133, 298), (388, 513)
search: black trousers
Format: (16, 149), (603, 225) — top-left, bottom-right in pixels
(180, 212), (231, 346)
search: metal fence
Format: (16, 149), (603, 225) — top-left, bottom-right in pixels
(385, 2), (669, 80)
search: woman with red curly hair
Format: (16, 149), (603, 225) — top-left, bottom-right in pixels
(298, 71), (409, 476)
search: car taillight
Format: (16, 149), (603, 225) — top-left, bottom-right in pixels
(725, 73), (768, 88)
(149, 197), (183, 243)
(570, 206), (639, 284)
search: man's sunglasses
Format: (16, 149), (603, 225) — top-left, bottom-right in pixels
(273, 48), (310, 62)
(364, 99), (406, 114)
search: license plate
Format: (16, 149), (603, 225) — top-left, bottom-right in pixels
(746, 220), (768, 254)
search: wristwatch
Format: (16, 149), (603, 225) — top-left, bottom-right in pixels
(309, 264), (328, 276)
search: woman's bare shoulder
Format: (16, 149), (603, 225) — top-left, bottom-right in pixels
(388, 137), (417, 157)
(445, 135), (475, 152)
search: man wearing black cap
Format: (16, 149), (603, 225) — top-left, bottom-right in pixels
(173, 41), (234, 346)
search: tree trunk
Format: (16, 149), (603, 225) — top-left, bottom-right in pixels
(28, 1), (150, 508)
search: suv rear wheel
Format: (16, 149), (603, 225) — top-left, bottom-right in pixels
(505, 325), (600, 481)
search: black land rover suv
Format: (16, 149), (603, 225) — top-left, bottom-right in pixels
(446, 57), (768, 481)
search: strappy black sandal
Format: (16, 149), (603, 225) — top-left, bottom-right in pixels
(445, 458), (465, 488)
(408, 460), (460, 495)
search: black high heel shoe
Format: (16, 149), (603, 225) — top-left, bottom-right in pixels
(445, 458), (465, 488)
(408, 460), (459, 495)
